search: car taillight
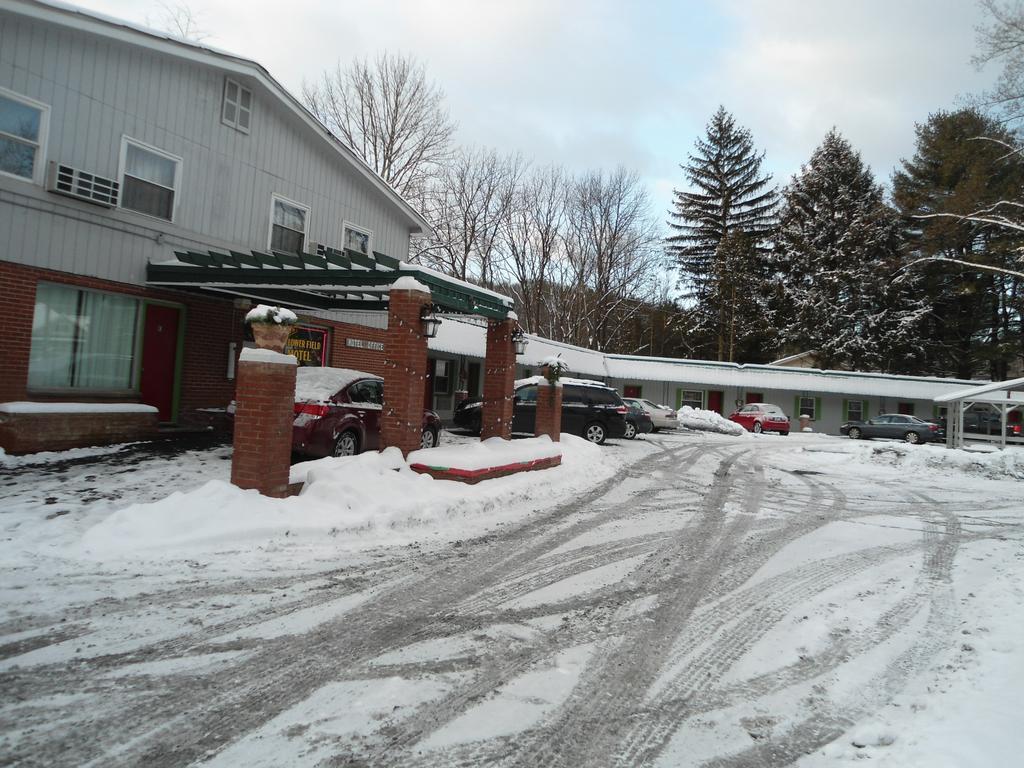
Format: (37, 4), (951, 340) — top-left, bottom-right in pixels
(616, 405), (628, 414)
(929, 423), (938, 432)
(294, 403), (329, 418)
(1012, 425), (1022, 435)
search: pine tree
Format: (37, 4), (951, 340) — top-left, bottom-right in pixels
(667, 106), (777, 361)
(892, 109), (1024, 380)
(775, 130), (925, 372)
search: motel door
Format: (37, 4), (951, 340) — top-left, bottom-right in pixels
(707, 390), (724, 414)
(140, 304), (181, 422)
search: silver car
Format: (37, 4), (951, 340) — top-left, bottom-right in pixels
(624, 398), (677, 431)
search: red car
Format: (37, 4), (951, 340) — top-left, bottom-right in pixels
(291, 367), (441, 457)
(728, 403), (791, 435)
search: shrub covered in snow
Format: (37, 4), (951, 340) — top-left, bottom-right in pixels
(677, 405), (746, 436)
(245, 304), (298, 325)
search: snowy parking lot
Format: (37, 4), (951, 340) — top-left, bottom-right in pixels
(1, 429), (1022, 767)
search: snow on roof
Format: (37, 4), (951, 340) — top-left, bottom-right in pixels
(390, 276), (431, 293)
(768, 350), (817, 366)
(295, 366), (376, 403)
(933, 375), (1024, 403)
(14, 0), (432, 234)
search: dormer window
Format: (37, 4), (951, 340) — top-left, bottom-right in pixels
(222, 78), (252, 133)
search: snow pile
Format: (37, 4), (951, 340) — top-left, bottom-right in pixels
(294, 366), (374, 403)
(677, 405), (746, 436)
(245, 304), (298, 325)
(851, 441), (1024, 480)
(390, 276), (430, 293)
(408, 436), (561, 471)
(71, 435), (610, 562)
(0, 443), (136, 467)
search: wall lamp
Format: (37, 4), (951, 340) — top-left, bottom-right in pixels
(420, 306), (442, 338)
(512, 325), (529, 355)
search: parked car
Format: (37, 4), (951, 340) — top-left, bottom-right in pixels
(936, 411), (1022, 438)
(230, 366), (441, 458)
(839, 414), (944, 444)
(453, 377), (629, 444)
(623, 402), (654, 439)
(623, 397), (677, 431)
(728, 403), (791, 435)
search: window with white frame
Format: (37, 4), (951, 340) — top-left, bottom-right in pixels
(222, 78), (252, 133)
(270, 195), (309, 253)
(0, 87), (48, 183)
(28, 282), (140, 391)
(344, 223), (371, 255)
(846, 399), (865, 422)
(120, 139), (180, 220)
(677, 389), (703, 410)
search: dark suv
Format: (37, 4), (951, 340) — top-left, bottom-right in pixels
(453, 377), (629, 444)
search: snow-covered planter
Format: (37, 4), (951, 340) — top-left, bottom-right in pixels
(541, 354), (568, 385)
(245, 304), (298, 352)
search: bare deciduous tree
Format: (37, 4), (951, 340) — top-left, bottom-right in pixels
(147, 2), (209, 43)
(303, 53), (456, 199)
(974, 0), (1024, 121)
(418, 147), (523, 285)
(498, 165), (567, 333)
(560, 167), (663, 351)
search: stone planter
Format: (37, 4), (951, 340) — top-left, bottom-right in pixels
(251, 322), (294, 353)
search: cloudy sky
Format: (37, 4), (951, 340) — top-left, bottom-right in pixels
(76, 0), (999, 219)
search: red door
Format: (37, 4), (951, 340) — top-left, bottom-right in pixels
(707, 390), (723, 414)
(140, 304), (181, 422)
(746, 392), (763, 404)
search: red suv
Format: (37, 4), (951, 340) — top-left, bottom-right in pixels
(290, 367), (441, 457)
(728, 403), (791, 435)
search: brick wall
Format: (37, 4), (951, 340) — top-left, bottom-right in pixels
(323, 321), (388, 376)
(380, 288), (430, 456)
(0, 260), (244, 425)
(535, 381), (563, 441)
(230, 358), (296, 497)
(0, 410), (159, 454)
(481, 319), (517, 440)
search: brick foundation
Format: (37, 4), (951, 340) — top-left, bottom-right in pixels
(535, 381), (563, 441)
(409, 454), (562, 484)
(381, 287), (431, 456)
(481, 318), (517, 440)
(0, 410), (158, 454)
(230, 357), (296, 498)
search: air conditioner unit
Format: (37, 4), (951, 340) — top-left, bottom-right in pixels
(47, 162), (120, 207)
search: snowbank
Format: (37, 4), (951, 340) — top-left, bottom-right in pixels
(677, 405), (746, 436)
(71, 435), (613, 562)
(846, 441), (1024, 480)
(0, 402), (157, 414)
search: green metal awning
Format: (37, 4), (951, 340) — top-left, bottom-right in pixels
(146, 246), (515, 319)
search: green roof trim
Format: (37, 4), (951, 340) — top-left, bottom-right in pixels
(150, 248), (514, 319)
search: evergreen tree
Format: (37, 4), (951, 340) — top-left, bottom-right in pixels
(775, 130), (925, 372)
(892, 109), (1024, 380)
(667, 107), (777, 361)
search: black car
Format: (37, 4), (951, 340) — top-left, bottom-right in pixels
(453, 377), (629, 444)
(937, 411), (1023, 438)
(840, 413), (945, 444)
(624, 402), (654, 439)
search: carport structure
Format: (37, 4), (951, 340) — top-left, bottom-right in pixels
(934, 375), (1024, 449)
(147, 247), (522, 455)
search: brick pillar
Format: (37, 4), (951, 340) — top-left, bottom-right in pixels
(481, 318), (517, 440)
(231, 351), (297, 498)
(535, 380), (563, 441)
(382, 287), (431, 456)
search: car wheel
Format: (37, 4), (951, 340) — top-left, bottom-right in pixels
(904, 431), (921, 444)
(333, 430), (359, 457)
(848, 427), (861, 440)
(752, 421), (763, 434)
(623, 421), (637, 440)
(420, 427), (438, 450)
(779, 431), (789, 436)
(584, 422), (607, 445)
